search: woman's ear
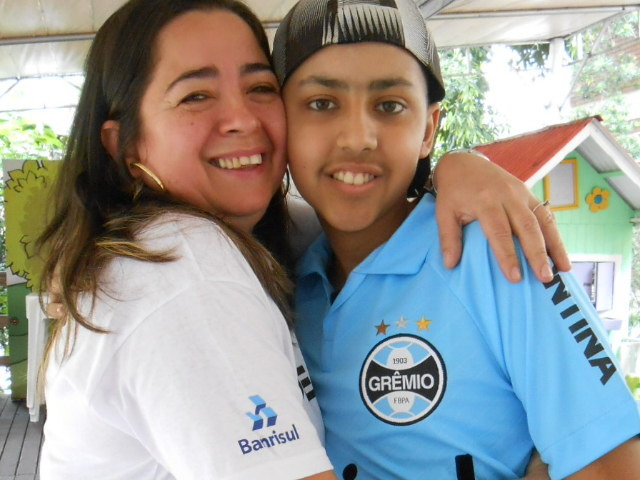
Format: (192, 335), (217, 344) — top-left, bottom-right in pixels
(420, 104), (442, 159)
(101, 120), (121, 161)
(102, 120), (140, 177)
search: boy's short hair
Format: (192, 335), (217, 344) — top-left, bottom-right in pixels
(273, 0), (445, 103)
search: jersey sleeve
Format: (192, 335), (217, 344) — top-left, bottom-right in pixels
(93, 263), (332, 479)
(463, 229), (640, 479)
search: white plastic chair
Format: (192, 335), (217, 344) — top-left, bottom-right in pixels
(25, 293), (49, 422)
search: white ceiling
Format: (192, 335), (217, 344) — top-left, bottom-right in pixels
(0, 0), (638, 82)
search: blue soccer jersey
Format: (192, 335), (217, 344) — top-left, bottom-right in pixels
(295, 195), (640, 480)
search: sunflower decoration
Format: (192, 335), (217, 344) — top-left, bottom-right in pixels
(5, 160), (62, 289)
(586, 187), (610, 213)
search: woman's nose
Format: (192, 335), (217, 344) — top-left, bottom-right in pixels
(216, 94), (260, 135)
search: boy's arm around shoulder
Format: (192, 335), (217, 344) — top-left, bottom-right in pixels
(567, 436), (640, 479)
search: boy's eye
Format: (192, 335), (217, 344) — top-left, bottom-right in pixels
(376, 101), (405, 114)
(308, 99), (337, 111)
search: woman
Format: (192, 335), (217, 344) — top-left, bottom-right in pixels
(38, 0), (562, 478)
(39, 1), (335, 478)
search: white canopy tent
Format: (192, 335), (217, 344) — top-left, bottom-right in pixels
(0, 0), (638, 113)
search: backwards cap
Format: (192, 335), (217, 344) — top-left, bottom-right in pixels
(272, 0), (445, 103)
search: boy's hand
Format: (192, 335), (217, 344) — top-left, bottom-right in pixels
(46, 300), (65, 319)
(433, 150), (571, 283)
(520, 450), (549, 480)
(45, 270), (66, 319)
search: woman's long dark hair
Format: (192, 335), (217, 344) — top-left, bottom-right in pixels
(37, 0), (294, 361)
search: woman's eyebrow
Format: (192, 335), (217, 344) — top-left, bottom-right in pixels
(166, 67), (217, 93)
(241, 62), (274, 75)
(166, 62), (273, 94)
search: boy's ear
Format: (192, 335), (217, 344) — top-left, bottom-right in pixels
(420, 104), (442, 159)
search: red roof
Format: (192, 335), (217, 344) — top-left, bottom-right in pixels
(474, 117), (600, 182)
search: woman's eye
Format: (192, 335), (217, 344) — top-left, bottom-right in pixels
(376, 101), (405, 114)
(308, 99), (336, 111)
(250, 84), (279, 95)
(180, 92), (209, 104)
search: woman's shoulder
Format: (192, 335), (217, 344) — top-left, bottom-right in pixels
(140, 212), (223, 240)
(110, 212), (255, 287)
(137, 212), (237, 257)
(97, 212), (266, 321)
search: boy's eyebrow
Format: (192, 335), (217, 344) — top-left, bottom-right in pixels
(298, 75), (349, 90)
(369, 77), (414, 90)
(297, 75), (414, 91)
(166, 62), (273, 93)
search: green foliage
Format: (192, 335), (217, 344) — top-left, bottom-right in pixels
(434, 48), (503, 159)
(0, 116), (66, 161)
(573, 52), (640, 101)
(566, 11), (640, 58)
(565, 11), (640, 161)
(508, 44), (550, 72)
(573, 96), (640, 161)
(626, 374), (640, 400)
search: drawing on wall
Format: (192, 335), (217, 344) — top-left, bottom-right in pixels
(5, 159), (61, 290)
(3, 159), (60, 399)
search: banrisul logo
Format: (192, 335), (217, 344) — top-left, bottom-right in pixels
(246, 395), (277, 430)
(360, 334), (446, 426)
(238, 396), (301, 455)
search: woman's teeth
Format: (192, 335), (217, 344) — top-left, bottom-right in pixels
(332, 171), (375, 186)
(216, 154), (262, 169)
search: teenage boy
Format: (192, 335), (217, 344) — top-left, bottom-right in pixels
(273, 0), (640, 478)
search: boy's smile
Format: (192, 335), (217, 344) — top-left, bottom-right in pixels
(284, 43), (440, 266)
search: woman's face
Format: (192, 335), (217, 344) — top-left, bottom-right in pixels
(131, 9), (287, 232)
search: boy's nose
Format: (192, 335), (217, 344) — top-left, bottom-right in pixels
(336, 110), (377, 154)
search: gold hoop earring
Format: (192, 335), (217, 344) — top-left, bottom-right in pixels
(131, 162), (166, 192)
(132, 182), (144, 202)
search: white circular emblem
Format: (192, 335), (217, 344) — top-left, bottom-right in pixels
(360, 334), (446, 425)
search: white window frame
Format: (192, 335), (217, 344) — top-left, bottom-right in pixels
(569, 254), (622, 320)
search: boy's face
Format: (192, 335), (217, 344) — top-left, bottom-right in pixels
(283, 43), (440, 238)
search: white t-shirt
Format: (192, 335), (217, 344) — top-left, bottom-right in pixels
(41, 214), (332, 480)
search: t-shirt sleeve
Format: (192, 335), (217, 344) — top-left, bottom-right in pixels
(468, 235), (640, 479)
(97, 278), (332, 480)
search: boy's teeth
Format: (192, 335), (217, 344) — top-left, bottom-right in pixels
(217, 154), (262, 169)
(344, 172), (354, 184)
(332, 171), (374, 186)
